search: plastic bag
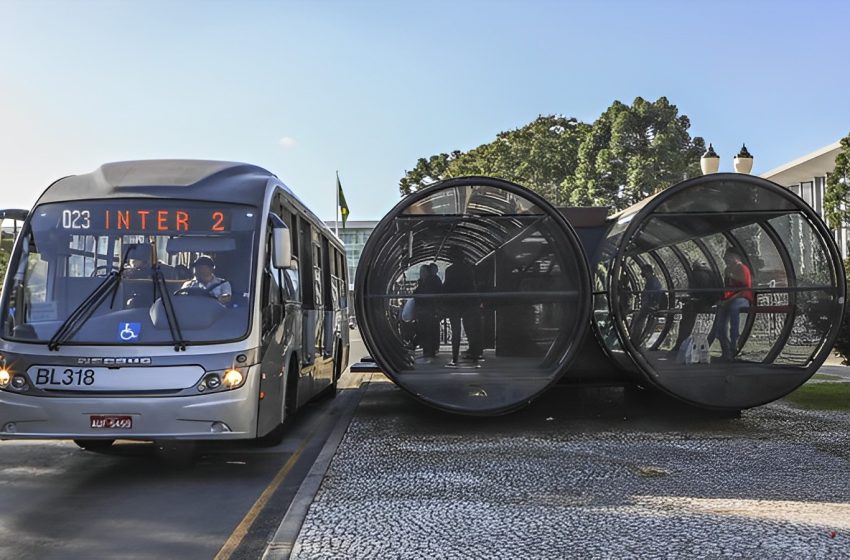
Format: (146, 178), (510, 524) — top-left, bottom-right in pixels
(676, 335), (692, 364)
(693, 333), (711, 364)
(401, 298), (415, 322)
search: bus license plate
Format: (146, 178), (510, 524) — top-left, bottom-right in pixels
(90, 415), (132, 429)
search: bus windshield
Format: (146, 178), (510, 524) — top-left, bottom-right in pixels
(2, 200), (258, 346)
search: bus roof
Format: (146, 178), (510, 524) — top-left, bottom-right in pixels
(33, 159), (343, 249)
(36, 160), (277, 207)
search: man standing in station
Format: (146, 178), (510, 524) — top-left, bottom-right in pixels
(442, 247), (481, 367)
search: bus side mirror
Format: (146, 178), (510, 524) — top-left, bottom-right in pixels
(272, 226), (292, 269)
(269, 214), (292, 269)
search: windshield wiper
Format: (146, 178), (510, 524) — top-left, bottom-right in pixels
(152, 263), (187, 351)
(48, 247), (134, 351)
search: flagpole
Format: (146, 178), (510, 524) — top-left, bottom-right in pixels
(335, 171), (339, 236)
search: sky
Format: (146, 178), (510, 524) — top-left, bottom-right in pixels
(1, 0), (849, 221)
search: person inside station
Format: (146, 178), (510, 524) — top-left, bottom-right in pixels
(413, 264), (442, 361)
(442, 247), (482, 367)
(181, 255), (232, 304)
(708, 248), (753, 361)
(672, 260), (721, 352)
(629, 263), (664, 348)
(428, 263), (443, 355)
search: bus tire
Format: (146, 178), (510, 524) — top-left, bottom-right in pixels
(255, 423), (287, 447)
(74, 439), (115, 452)
(284, 356), (300, 418)
(321, 341), (342, 400)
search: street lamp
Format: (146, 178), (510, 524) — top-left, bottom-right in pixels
(700, 143), (720, 175)
(734, 144), (754, 174)
(700, 143), (755, 175)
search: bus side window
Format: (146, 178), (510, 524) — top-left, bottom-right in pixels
(261, 229), (283, 335)
(312, 236), (323, 309)
(321, 236), (334, 310)
(285, 259), (300, 301)
(298, 216), (314, 308)
(336, 251), (348, 307)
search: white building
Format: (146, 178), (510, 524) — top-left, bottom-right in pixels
(324, 220), (378, 290)
(761, 141), (846, 258)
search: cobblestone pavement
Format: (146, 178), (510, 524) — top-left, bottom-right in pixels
(291, 384), (850, 560)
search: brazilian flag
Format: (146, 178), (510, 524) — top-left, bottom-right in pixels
(337, 172), (350, 228)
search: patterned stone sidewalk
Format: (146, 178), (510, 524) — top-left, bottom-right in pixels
(290, 384), (850, 560)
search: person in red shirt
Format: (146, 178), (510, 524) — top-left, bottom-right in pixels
(708, 248), (753, 361)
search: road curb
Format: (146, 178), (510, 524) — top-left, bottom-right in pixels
(261, 382), (367, 560)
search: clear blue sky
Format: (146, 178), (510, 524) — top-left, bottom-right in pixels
(1, 0), (848, 220)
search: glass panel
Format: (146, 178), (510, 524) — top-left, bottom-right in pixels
(654, 180), (798, 214)
(359, 181), (589, 414)
(3, 201), (257, 345)
(597, 178), (843, 410)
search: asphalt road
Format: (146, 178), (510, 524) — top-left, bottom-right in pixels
(0, 330), (369, 560)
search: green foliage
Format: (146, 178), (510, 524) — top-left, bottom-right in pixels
(398, 151), (462, 195)
(0, 237), (12, 284)
(399, 97), (705, 212)
(824, 132), (850, 229)
(563, 97), (705, 211)
(448, 116), (589, 205)
(784, 381), (850, 411)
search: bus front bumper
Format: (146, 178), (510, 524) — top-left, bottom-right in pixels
(0, 387), (259, 441)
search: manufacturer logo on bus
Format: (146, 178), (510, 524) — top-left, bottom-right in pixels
(76, 357), (152, 366)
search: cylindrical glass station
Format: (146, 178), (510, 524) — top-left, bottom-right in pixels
(592, 173), (846, 409)
(355, 177), (592, 414)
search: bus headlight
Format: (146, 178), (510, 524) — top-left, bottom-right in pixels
(222, 369), (244, 389)
(204, 374), (222, 390)
(0, 368), (11, 389)
(11, 375), (27, 390)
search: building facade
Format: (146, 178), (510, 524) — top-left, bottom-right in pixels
(325, 220), (378, 290)
(761, 141), (846, 259)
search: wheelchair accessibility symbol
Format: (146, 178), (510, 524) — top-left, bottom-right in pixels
(118, 322), (141, 342)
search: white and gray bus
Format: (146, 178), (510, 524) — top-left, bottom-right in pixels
(0, 160), (349, 449)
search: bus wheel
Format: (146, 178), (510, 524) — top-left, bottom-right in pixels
(255, 423), (287, 448)
(321, 341), (343, 400)
(74, 439), (115, 452)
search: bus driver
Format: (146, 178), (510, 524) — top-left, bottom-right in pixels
(181, 255), (232, 304)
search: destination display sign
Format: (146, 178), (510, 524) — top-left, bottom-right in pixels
(32, 202), (257, 234)
(60, 207), (230, 232)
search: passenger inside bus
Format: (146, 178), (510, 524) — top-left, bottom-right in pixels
(179, 255), (232, 305)
(124, 245), (153, 279)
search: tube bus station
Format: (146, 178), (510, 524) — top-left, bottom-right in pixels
(355, 174), (846, 414)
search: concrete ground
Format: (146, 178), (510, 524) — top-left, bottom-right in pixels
(287, 358), (850, 559)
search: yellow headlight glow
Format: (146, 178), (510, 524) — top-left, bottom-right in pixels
(0, 368), (11, 388)
(222, 369), (244, 389)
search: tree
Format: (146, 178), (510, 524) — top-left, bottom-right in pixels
(563, 97), (705, 211)
(399, 151), (462, 196)
(448, 116), (589, 205)
(399, 97), (705, 212)
(823, 132), (850, 230)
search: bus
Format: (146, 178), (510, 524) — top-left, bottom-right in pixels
(0, 160), (349, 450)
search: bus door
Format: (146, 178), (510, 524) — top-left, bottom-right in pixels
(256, 213), (288, 437)
(312, 231), (327, 379)
(298, 219), (318, 371)
(321, 236), (335, 379)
